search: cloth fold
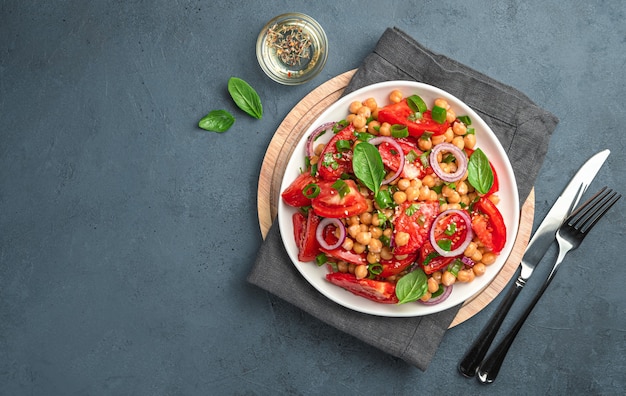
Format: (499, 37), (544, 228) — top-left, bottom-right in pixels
(248, 27), (558, 371)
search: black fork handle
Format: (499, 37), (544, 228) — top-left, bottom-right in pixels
(477, 273), (557, 383)
(458, 273), (525, 377)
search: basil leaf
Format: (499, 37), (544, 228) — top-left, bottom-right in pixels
(352, 142), (385, 194)
(227, 77), (263, 119)
(198, 110), (235, 133)
(467, 148), (494, 195)
(396, 268), (428, 304)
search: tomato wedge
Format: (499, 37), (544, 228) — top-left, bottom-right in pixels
(326, 272), (398, 304)
(419, 241), (455, 275)
(311, 179), (368, 218)
(377, 99), (450, 138)
(393, 201), (440, 256)
(431, 209), (472, 255)
(317, 124), (357, 181)
(379, 253), (418, 278)
(377, 137), (426, 180)
(281, 172), (317, 207)
(292, 209), (321, 262)
(471, 197), (506, 254)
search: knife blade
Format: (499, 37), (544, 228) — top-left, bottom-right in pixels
(458, 148), (610, 378)
(518, 149), (610, 279)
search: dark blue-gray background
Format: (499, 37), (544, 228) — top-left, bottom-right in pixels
(1, 1), (624, 394)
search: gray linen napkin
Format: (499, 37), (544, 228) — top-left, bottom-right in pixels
(248, 27), (558, 370)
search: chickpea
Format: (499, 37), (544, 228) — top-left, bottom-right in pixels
(457, 269), (475, 283)
(371, 107), (379, 119)
(356, 106), (371, 118)
(367, 120), (380, 135)
(420, 292), (432, 302)
(464, 241), (477, 258)
(337, 261), (348, 273)
(393, 190), (408, 205)
(488, 194), (501, 205)
(482, 252), (497, 266)
(346, 113), (356, 124)
(471, 249), (483, 262)
(371, 215), (380, 227)
(443, 127), (454, 143)
(422, 174), (436, 188)
(383, 228), (393, 239)
(368, 238), (383, 253)
(441, 270), (457, 286)
(429, 190), (438, 201)
(418, 137), (433, 151)
(370, 226), (383, 239)
(378, 122), (391, 136)
(447, 190), (461, 204)
(389, 89), (403, 103)
(352, 114), (367, 129)
(431, 271), (443, 283)
(464, 133), (476, 149)
(473, 263), (487, 276)
(349, 100), (363, 114)
(380, 246), (393, 260)
(367, 251), (380, 264)
(452, 121), (467, 136)
(452, 135), (465, 150)
(432, 134), (446, 145)
(447, 203), (462, 210)
(363, 97), (378, 111)
(397, 178), (411, 191)
(395, 231), (410, 247)
(418, 186), (431, 201)
(309, 155), (319, 166)
(359, 212), (372, 225)
(348, 263), (355, 274)
(446, 108), (457, 123)
(342, 237), (354, 251)
(434, 98), (449, 109)
(356, 231), (373, 246)
(427, 277), (440, 293)
(405, 186), (420, 201)
(347, 215), (360, 226)
(353, 242), (366, 254)
(456, 181), (469, 195)
(348, 224), (360, 239)
(354, 264), (368, 279)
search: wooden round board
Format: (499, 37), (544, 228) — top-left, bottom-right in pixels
(257, 69), (534, 327)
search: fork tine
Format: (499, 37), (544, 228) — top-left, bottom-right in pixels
(579, 190), (621, 233)
(567, 187), (621, 234)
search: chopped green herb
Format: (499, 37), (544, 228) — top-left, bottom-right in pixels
(391, 124), (409, 138)
(431, 105), (447, 124)
(331, 179), (350, 198)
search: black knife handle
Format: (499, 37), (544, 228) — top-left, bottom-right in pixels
(458, 274), (524, 378)
(477, 275), (555, 383)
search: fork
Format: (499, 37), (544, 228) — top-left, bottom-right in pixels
(476, 187), (621, 384)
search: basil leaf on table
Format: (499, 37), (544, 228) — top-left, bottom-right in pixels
(227, 77), (263, 119)
(396, 268), (428, 304)
(467, 148), (494, 195)
(352, 142), (385, 195)
(198, 110), (235, 133)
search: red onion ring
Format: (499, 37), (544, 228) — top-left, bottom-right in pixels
(429, 209), (474, 257)
(306, 122), (337, 157)
(429, 142), (467, 182)
(419, 284), (453, 305)
(369, 136), (405, 184)
(316, 217), (346, 250)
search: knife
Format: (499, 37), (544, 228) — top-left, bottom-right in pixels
(458, 149), (610, 378)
